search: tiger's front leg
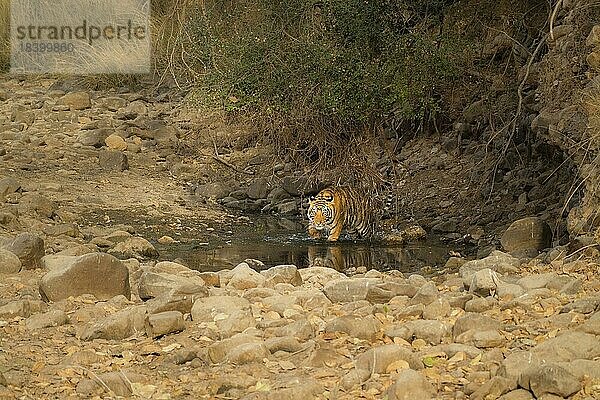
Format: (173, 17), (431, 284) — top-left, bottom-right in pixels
(327, 223), (343, 241)
(308, 225), (322, 239)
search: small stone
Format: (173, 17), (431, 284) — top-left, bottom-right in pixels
(261, 264), (302, 286)
(191, 296), (251, 323)
(453, 313), (503, 339)
(410, 282), (439, 305)
(105, 134), (128, 151)
(0, 299), (47, 319)
(227, 262), (266, 289)
(77, 129), (111, 148)
(356, 344), (423, 373)
(79, 305), (146, 340)
(226, 342), (270, 364)
(99, 150), (129, 171)
(323, 278), (381, 303)
(465, 297), (494, 313)
(108, 237), (158, 259)
(325, 314), (381, 340)
(498, 389), (535, 400)
(0, 248), (21, 274)
(57, 91), (91, 110)
(0, 177), (21, 198)
(157, 235), (176, 244)
(2, 233), (44, 269)
(386, 369), (435, 400)
(25, 309), (69, 329)
(273, 319), (315, 341)
(145, 311), (185, 338)
(207, 333), (261, 363)
(467, 268), (501, 296)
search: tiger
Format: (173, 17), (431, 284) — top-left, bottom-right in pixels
(307, 186), (377, 241)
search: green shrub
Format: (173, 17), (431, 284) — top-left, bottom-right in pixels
(169, 0), (467, 179)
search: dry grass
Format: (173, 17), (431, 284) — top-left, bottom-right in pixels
(0, 0), (9, 71)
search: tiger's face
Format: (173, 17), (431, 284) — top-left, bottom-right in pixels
(308, 188), (337, 232)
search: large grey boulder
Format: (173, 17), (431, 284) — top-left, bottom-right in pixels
(39, 252), (131, 302)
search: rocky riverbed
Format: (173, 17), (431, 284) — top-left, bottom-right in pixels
(1, 75), (600, 400)
(2, 238), (600, 399)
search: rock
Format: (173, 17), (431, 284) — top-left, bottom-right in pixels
(77, 129), (111, 148)
(99, 150), (129, 171)
(470, 376), (516, 400)
(282, 176), (318, 196)
(145, 311), (185, 338)
(42, 223), (80, 237)
(0, 248), (21, 273)
(119, 100), (147, 118)
(273, 319), (315, 341)
(410, 282), (439, 305)
(246, 178), (270, 199)
(57, 91), (91, 110)
(560, 297), (600, 314)
(422, 298), (451, 319)
(459, 251), (520, 282)
(323, 278), (381, 303)
(456, 329), (505, 348)
(356, 344), (424, 373)
(517, 272), (558, 290)
(207, 333), (262, 363)
(25, 309), (69, 329)
(2, 233), (44, 269)
(497, 282), (525, 300)
(263, 336), (304, 353)
(195, 182), (231, 200)
(467, 268), (501, 296)
(0, 299), (47, 319)
(226, 342), (270, 364)
(227, 262), (266, 289)
(261, 264), (302, 286)
(191, 296), (251, 323)
(39, 253), (131, 302)
(341, 368), (371, 390)
(108, 237), (158, 259)
(100, 96), (128, 111)
(105, 134), (128, 151)
(18, 193), (57, 218)
(0, 177), (20, 198)
(76, 371), (145, 397)
(145, 284), (205, 314)
(498, 389), (535, 400)
(501, 217), (552, 253)
(79, 305), (146, 340)
(533, 331), (600, 361)
(521, 363), (581, 398)
(216, 309), (257, 338)
(407, 320), (450, 344)
(453, 313), (503, 339)
(386, 369), (435, 400)
(325, 314), (381, 340)
(138, 271), (208, 300)
(465, 297), (495, 313)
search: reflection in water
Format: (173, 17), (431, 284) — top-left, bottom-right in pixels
(160, 238), (453, 274)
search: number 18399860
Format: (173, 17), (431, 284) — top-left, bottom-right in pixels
(19, 42), (75, 53)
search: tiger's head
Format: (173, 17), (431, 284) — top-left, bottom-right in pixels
(307, 188), (338, 231)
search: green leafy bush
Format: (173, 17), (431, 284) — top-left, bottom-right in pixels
(177, 0), (466, 173)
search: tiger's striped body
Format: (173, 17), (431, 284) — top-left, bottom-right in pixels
(307, 187), (377, 241)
